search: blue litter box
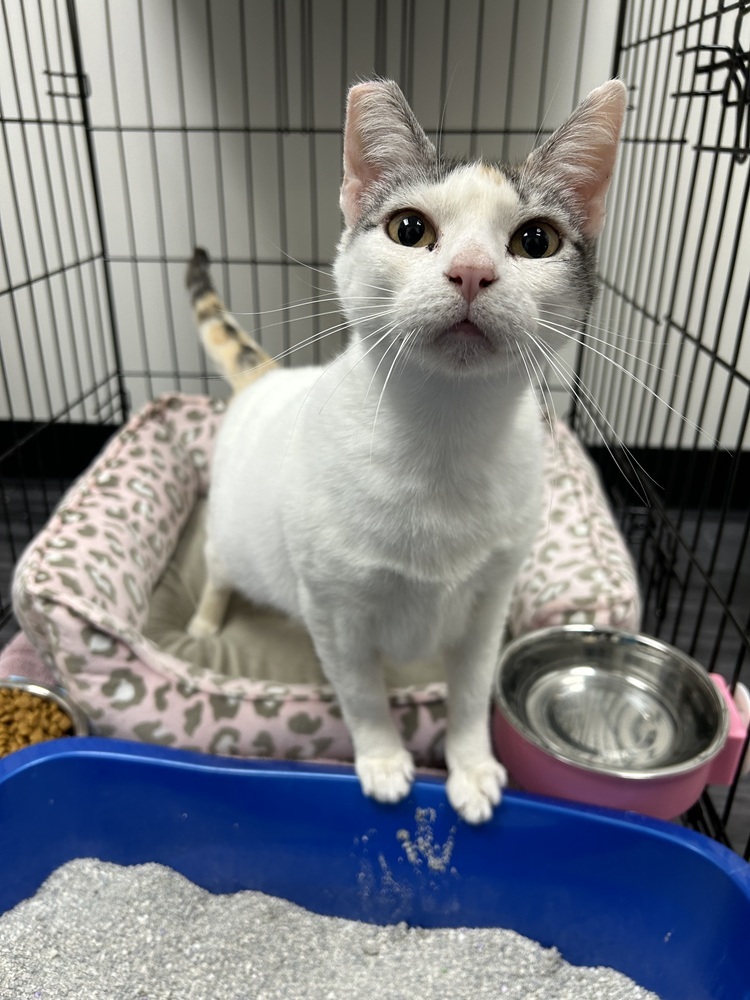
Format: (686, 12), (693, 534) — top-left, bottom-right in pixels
(1, 738), (748, 999)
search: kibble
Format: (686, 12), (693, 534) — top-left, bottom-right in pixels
(0, 686), (73, 756)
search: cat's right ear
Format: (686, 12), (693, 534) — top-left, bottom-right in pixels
(341, 80), (436, 227)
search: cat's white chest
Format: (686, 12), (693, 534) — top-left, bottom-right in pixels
(209, 361), (542, 665)
(279, 378), (543, 662)
(364, 556), (513, 663)
(339, 466), (531, 584)
(290, 355), (542, 579)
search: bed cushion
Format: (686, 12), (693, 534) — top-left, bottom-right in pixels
(12, 393), (640, 765)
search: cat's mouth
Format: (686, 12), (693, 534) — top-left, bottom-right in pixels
(426, 318), (524, 374)
(435, 320), (492, 346)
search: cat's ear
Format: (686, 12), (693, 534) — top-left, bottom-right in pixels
(524, 80), (627, 239)
(340, 80), (436, 227)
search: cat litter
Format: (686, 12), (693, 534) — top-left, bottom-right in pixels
(1, 741), (748, 999)
(0, 858), (659, 1000)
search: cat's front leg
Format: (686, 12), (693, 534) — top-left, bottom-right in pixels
(327, 654), (414, 803)
(443, 581), (514, 824)
(301, 592), (414, 803)
(356, 741), (415, 803)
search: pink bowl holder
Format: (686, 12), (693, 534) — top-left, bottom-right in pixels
(492, 673), (750, 819)
(709, 674), (750, 784)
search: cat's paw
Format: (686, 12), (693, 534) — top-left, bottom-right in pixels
(356, 749), (415, 804)
(446, 758), (507, 824)
(187, 613), (220, 638)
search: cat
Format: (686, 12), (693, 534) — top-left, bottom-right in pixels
(185, 78), (626, 823)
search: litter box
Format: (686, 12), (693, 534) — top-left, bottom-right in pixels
(0, 738), (748, 1000)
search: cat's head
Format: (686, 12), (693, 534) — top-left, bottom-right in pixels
(334, 78), (626, 379)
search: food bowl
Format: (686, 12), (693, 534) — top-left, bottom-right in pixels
(0, 677), (90, 756)
(492, 625), (749, 819)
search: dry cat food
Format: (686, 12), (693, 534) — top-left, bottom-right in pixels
(0, 686), (73, 755)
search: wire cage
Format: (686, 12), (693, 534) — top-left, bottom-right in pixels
(582, 0), (750, 856)
(1, 0), (749, 855)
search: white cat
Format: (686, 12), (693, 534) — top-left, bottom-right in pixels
(186, 78), (626, 823)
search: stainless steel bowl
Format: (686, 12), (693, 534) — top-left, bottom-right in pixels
(494, 625), (728, 779)
(0, 676), (90, 741)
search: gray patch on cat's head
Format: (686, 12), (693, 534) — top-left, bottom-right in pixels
(340, 160), (437, 244)
(339, 154), (483, 251)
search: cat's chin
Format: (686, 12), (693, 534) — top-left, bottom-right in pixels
(426, 320), (512, 376)
(437, 320), (490, 344)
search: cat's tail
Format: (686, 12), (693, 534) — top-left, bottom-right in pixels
(186, 247), (277, 395)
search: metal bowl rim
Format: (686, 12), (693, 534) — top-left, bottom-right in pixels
(494, 624), (729, 780)
(0, 676), (90, 736)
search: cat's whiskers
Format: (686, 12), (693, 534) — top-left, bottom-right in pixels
(203, 307), (394, 387)
(271, 246), (337, 282)
(270, 244), (400, 299)
(527, 332), (653, 503)
(518, 342), (556, 433)
(536, 318), (722, 450)
(318, 322), (400, 414)
(532, 337), (645, 492)
(281, 321), (402, 464)
(530, 333), (629, 442)
(518, 342), (561, 538)
(401, 327), (421, 371)
(230, 305), (382, 341)
(255, 308), (393, 371)
(536, 306), (651, 346)
(299, 275), (395, 297)
(363, 327), (407, 410)
(231, 295), (348, 317)
(350, 279), (399, 296)
(536, 311), (662, 365)
(232, 294), (388, 320)
(226, 296), (388, 357)
(527, 346), (564, 478)
(362, 326), (424, 409)
(520, 344), (562, 490)
(369, 332), (417, 461)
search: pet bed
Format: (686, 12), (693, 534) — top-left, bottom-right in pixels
(10, 393), (640, 766)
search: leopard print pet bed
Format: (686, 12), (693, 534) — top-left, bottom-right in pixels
(11, 394), (640, 766)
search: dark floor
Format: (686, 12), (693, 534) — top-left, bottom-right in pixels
(1, 480), (749, 855)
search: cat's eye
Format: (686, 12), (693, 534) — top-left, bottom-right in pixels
(509, 221), (561, 259)
(386, 211), (436, 249)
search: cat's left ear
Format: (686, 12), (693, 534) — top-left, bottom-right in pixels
(341, 79), (436, 227)
(524, 80), (627, 239)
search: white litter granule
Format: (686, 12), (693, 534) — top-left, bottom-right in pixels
(0, 858), (661, 1000)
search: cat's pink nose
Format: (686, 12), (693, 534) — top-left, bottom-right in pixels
(446, 264), (496, 303)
